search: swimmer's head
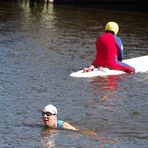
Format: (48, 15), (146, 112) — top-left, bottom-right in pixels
(43, 104), (57, 115)
(42, 104), (58, 128)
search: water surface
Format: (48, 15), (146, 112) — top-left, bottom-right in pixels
(0, 1), (148, 147)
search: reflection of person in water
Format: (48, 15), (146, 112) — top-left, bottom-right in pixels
(88, 75), (120, 109)
(41, 128), (57, 148)
(100, 75), (119, 91)
(42, 104), (78, 131)
(90, 75), (119, 92)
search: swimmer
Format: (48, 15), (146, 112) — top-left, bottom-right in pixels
(42, 104), (78, 131)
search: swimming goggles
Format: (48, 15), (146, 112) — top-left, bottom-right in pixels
(42, 112), (55, 116)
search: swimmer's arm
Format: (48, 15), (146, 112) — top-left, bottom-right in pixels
(62, 122), (79, 131)
(62, 122), (96, 135)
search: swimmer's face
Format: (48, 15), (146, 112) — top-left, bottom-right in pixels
(42, 110), (57, 128)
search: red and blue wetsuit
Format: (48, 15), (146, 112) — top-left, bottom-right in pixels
(91, 32), (135, 73)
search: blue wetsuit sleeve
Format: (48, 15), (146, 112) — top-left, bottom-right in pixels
(114, 36), (124, 61)
(57, 120), (64, 129)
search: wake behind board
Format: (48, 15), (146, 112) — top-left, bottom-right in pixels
(70, 55), (148, 78)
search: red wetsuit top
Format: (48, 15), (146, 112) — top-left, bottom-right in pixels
(91, 32), (135, 73)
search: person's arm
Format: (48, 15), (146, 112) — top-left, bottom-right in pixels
(62, 122), (79, 131)
(114, 36), (124, 61)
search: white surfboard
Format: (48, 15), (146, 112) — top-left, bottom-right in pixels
(70, 55), (148, 78)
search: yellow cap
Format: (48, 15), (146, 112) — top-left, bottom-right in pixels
(105, 21), (119, 35)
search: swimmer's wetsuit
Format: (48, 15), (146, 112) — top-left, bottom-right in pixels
(57, 120), (64, 129)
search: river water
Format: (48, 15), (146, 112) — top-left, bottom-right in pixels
(0, 1), (148, 148)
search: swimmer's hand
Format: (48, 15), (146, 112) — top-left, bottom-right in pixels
(79, 129), (96, 135)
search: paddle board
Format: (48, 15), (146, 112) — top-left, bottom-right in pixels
(70, 55), (148, 78)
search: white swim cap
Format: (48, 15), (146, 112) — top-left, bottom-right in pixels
(43, 104), (57, 115)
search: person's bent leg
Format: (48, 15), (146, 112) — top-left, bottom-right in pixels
(111, 62), (135, 74)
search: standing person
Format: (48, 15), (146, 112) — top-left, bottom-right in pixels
(42, 104), (78, 131)
(84, 21), (135, 74)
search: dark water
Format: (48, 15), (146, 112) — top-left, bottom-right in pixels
(0, 1), (148, 148)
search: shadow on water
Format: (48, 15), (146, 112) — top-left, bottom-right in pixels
(54, 0), (148, 13)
